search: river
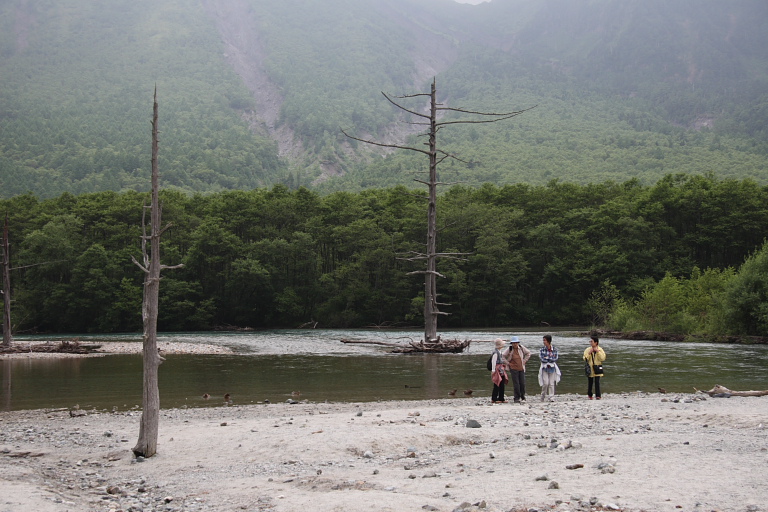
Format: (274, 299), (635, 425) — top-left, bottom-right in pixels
(2, 329), (766, 411)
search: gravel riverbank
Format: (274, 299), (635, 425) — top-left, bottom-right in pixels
(1, 393), (766, 512)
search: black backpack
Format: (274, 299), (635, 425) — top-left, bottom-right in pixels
(487, 349), (499, 371)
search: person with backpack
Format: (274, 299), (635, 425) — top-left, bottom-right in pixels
(489, 338), (508, 403)
(502, 336), (531, 403)
(538, 334), (561, 402)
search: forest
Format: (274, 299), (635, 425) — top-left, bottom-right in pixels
(3, 174), (768, 336)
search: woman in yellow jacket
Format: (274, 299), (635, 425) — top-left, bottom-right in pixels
(583, 335), (606, 400)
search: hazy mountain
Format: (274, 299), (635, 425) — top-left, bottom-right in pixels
(1, 0), (767, 198)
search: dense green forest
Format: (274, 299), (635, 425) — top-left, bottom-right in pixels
(1, 0), (768, 198)
(3, 175), (768, 335)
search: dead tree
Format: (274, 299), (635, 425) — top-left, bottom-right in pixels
(2, 215), (11, 347)
(0, 217), (68, 349)
(343, 78), (533, 344)
(131, 87), (183, 458)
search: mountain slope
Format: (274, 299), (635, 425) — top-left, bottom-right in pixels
(1, 0), (767, 199)
(0, 0), (283, 197)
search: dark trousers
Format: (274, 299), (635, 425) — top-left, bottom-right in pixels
(510, 370), (526, 401)
(492, 382), (505, 402)
(588, 376), (601, 398)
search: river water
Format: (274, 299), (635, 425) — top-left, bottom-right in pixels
(2, 329), (766, 411)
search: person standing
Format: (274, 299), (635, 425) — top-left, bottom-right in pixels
(490, 338), (508, 403)
(583, 335), (606, 400)
(503, 336), (531, 403)
(538, 334), (561, 402)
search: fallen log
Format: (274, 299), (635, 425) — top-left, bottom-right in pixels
(340, 339), (409, 348)
(0, 341), (102, 354)
(341, 337), (470, 353)
(694, 384), (768, 397)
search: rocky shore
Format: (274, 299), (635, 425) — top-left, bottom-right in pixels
(0, 341), (234, 359)
(1, 392), (766, 512)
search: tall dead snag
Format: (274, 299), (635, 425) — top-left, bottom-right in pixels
(2, 214), (11, 347)
(343, 78), (533, 345)
(131, 87), (183, 458)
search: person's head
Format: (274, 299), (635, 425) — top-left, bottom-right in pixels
(590, 335), (599, 348)
(543, 334), (552, 347)
(509, 336), (520, 347)
(495, 338), (506, 349)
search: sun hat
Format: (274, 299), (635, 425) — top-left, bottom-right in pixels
(494, 338), (506, 349)
(510, 336), (520, 344)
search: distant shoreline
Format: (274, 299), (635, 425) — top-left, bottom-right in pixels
(0, 341), (234, 359)
(587, 329), (768, 344)
(3, 328), (767, 360)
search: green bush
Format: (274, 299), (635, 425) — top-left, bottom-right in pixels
(722, 241), (768, 336)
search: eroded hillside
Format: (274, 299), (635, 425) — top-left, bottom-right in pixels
(200, 0), (463, 180)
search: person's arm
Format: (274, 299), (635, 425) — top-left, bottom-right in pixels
(551, 347), (559, 362)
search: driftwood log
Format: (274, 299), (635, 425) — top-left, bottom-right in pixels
(341, 337), (470, 353)
(0, 340), (101, 354)
(695, 384), (768, 397)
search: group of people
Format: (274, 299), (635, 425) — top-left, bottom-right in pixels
(489, 334), (606, 403)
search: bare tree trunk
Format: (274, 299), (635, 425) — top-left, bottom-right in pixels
(424, 80), (438, 344)
(132, 87), (182, 458)
(133, 270), (162, 457)
(2, 215), (12, 347)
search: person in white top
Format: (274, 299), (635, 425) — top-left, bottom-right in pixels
(538, 334), (561, 402)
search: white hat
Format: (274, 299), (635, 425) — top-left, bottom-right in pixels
(510, 336), (520, 344)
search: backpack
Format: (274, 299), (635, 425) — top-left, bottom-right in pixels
(487, 349), (499, 371)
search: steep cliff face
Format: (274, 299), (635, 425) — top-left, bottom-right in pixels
(12, 1), (35, 53)
(200, 0), (302, 159)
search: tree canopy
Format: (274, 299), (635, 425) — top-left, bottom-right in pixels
(4, 175), (768, 335)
